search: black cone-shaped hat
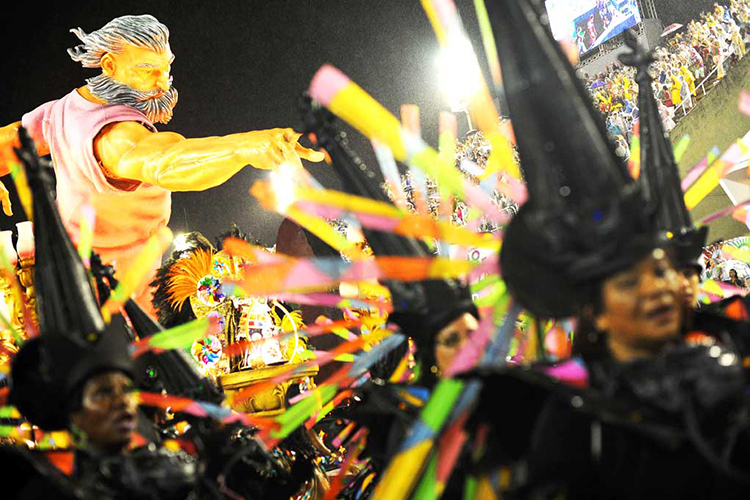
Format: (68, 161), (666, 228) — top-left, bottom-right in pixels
(11, 129), (135, 429)
(14, 127), (105, 341)
(298, 94), (429, 258)
(619, 31), (707, 269)
(299, 95), (477, 377)
(124, 299), (225, 405)
(90, 253), (225, 405)
(487, 0), (656, 317)
(9, 319), (133, 431)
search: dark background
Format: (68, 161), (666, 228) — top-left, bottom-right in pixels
(0, 0), (720, 248)
(653, 0), (718, 25)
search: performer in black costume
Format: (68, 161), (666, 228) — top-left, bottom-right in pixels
(298, 95), (483, 498)
(4, 128), (313, 499)
(464, 1), (750, 498)
(148, 225), (332, 499)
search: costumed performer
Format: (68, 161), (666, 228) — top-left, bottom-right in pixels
(467, 2), (750, 497)
(149, 229), (332, 499)
(298, 99), (480, 498)
(620, 27), (750, 330)
(4, 125), (316, 500)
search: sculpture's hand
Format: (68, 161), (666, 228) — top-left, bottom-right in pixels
(293, 134), (326, 163)
(0, 180), (11, 216)
(242, 128), (324, 170)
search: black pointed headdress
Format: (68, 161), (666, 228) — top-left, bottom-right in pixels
(299, 96), (477, 382)
(91, 253), (225, 405)
(487, 0), (658, 318)
(14, 127), (105, 340)
(10, 127), (133, 430)
(10, 320), (134, 430)
(619, 30), (708, 270)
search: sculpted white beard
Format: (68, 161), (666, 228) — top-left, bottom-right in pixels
(85, 74), (178, 124)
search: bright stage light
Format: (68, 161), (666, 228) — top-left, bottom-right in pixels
(435, 35), (483, 112)
(269, 162), (297, 213)
(173, 233), (191, 253)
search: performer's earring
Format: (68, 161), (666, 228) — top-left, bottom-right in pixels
(68, 423), (89, 448)
(430, 365), (442, 377)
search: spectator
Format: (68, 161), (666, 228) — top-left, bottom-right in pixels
(582, 0), (750, 141)
(658, 100), (676, 131)
(728, 268), (744, 287)
(670, 70), (683, 108)
(662, 84), (673, 107)
(678, 70), (694, 111)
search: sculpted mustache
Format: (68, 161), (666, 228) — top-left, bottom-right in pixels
(136, 88), (169, 101)
(133, 77), (176, 101)
(137, 86), (178, 104)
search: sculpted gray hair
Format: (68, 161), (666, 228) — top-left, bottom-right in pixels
(67, 15), (170, 68)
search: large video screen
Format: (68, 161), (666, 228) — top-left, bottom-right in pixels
(545, 0), (642, 56)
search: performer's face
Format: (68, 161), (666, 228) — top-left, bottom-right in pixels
(103, 44), (175, 93)
(594, 249), (683, 361)
(70, 372), (138, 452)
(678, 268), (701, 307)
(434, 312), (478, 375)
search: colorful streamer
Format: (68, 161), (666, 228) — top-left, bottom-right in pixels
(77, 204), (96, 267)
(733, 204), (750, 227)
(371, 139), (405, 209)
(267, 183), (501, 250)
(309, 65), (499, 209)
(681, 146), (720, 191)
(672, 134), (691, 163)
(8, 162), (32, 221)
(136, 391), (264, 428)
(629, 120), (641, 179)
(421, 0), (520, 184)
(684, 142), (743, 210)
(230, 328), (392, 410)
(130, 316), (212, 358)
(250, 181), (367, 261)
(270, 333), (405, 440)
(225, 254), (476, 296)
(699, 199), (750, 225)
(473, 0), (502, 86)
(371, 299), (519, 500)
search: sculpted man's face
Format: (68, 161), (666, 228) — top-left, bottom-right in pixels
(90, 44), (179, 124)
(102, 44), (175, 93)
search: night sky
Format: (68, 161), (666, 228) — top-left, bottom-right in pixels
(0, 0), (712, 247)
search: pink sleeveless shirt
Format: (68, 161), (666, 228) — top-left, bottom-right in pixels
(22, 90), (172, 312)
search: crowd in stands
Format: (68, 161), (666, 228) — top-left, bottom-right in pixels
(702, 238), (750, 290)
(581, 1), (750, 160)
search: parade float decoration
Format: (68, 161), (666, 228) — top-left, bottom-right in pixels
(153, 237), (317, 416)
